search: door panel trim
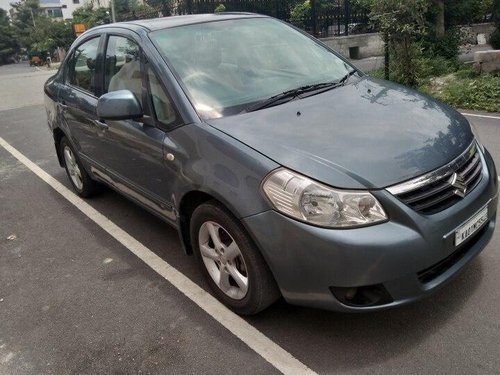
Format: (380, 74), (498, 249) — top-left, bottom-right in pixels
(89, 164), (177, 222)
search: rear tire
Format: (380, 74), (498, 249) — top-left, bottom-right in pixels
(190, 200), (280, 315)
(60, 137), (99, 197)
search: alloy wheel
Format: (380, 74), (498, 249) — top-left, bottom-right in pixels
(198, 221), (249, 300)
(63, 145), (83, 191)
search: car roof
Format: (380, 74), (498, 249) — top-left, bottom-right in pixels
(108, 13), (268, 32)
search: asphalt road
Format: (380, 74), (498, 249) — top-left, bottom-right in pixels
(1, 62), (499, 375)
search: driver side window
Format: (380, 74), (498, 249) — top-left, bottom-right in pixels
(68, 37), (100, 94)
(104, 35), (142, 102)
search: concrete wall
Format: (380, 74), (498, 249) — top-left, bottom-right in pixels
(474, 50), (500, 73)
(320, 33), (384, 60)
(471, 22), (496, 37)
(320, 23), (496, 60)
(461, 23), (496, 44)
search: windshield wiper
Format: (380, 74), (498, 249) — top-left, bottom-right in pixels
(243, 70), (357, 113)
(243, 82), (337, 113)
(338, 69), (357, 85)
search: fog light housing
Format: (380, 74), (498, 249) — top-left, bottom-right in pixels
(330, 284), (393, 307)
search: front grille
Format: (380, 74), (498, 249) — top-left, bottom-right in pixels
(389, 142), (483, 215)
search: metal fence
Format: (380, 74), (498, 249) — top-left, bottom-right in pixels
(119, 0), (373, 37)
(288, 1), (372, 37)
(179, 0), (291, 19)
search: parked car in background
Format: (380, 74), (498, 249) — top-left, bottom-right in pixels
(44, 13), (498, 315)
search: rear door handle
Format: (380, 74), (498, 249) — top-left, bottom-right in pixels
(93, 119), (109, 131)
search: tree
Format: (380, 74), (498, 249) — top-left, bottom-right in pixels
(11, 0), (41, 48)
(11, 0), (74, 54)
(0, 9), (19, 64)
(144, 0), (175, 16)
(72, 5), (111, 29)
(28, 16), (74, 52)
(290, 0), (311, 29)
(490, 0), (500, 48)
(214, 4), (226, 13)
(433, 0), (445, 37)
(114, 0), (140, 20)
(368, 0), (428, 86)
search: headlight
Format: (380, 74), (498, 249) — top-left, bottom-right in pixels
(262, 168), (387, 228)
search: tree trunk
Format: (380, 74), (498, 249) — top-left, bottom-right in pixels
(434, 0), (445, 37)
(384, 33), (389, 80)
(311, 0), (318, 36)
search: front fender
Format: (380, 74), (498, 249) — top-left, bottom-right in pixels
(170, 122), (279, 220)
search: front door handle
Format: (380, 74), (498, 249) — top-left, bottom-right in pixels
(93, 119), (109, 131)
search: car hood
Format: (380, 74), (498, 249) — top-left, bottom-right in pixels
(206, 77), (474, 189)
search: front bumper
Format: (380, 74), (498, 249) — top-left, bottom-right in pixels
(243, 149), (498, 312)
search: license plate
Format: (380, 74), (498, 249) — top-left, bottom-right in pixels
(455, 207), (488, 247)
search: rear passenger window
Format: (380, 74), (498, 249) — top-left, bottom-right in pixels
(104, 36), (142, 101)
(68, 37), (100, 94)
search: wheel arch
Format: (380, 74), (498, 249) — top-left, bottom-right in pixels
(178, 189), (246, 255)
(53, 127), (66, 167)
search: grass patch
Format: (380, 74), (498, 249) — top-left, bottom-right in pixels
(420, 65), (500, 112)
(368, 64), (500, 112)
(368, 68), (385, 79)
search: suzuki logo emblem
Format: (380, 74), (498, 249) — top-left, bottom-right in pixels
(450, 173), (467, 198)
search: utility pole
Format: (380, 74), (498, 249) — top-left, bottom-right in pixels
(30, 8), (36, 27)
(344, 0), (350, 36)
(311, 0), (317, 36)
(110, 0), (116, 23)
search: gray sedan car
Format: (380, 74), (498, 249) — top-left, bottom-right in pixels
(44, 13), (498, 314)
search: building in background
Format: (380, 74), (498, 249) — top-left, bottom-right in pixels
(39, 0), (110, 21)
(61, 0), (110, 20)
(61, 0), (82, 20)
(39, 0), (63, 19)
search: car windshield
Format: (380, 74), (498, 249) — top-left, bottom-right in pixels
(150, 17), (353, 119)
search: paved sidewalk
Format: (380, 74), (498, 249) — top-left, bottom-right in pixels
(0, 62), (53, 111)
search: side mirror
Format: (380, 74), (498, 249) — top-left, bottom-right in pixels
(97, 90), (143, 121)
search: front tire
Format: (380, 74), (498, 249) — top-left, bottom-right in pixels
(190, 201), (280, 315)
(60, 137), (99, 197)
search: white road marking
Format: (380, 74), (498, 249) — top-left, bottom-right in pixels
(461, 112), (500, 120)
(0, 136), (316, 375)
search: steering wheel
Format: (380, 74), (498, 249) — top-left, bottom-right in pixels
(182, 71), (214, 84)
